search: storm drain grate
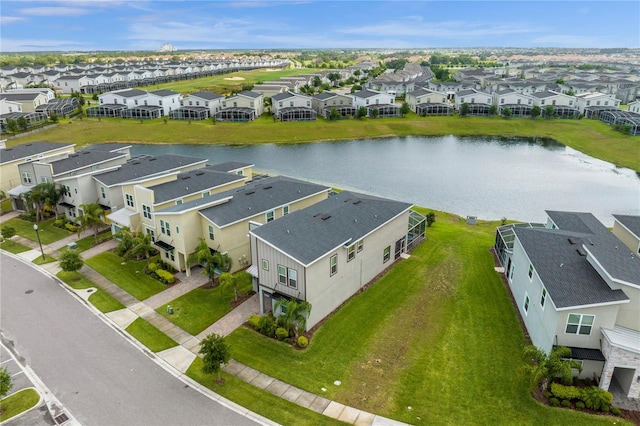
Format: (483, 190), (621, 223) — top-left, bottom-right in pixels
(54, 413), (69, 424)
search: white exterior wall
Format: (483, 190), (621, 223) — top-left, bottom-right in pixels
(352, 92), (395, 109)
(612, 220), (640, 255)
(628, 101), (640, 114)
(99, 91), (146, 108)
(575, 93), (621, 114)
(0, 99), (22, 114)
(184, 95), (224, 116)
(532, 92), (576, 108)
(455, 90), (492, 108)
(494, 92), (535, 107)
(147, 93), (182, 116)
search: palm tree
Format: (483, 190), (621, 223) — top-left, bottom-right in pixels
(43, 183), (65, 219)
(78, 202), (104, 243)
(522, 345), (582, 391)
(26, 183), (48, 222)
(189, 238), (217, 285)
(274, 298), (312, 340)
(127, 232), (154, 261)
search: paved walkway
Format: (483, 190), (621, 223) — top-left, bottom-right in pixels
(5, 231), (409, 426)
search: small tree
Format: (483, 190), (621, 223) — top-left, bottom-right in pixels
(544, 105), (555, 118)
(0, 366), (12, 399)
(199, 333), (231, 384)
(531, 105), (541, 119)
(371, 108), (379, 119)
(78, 202), (105, 243)
(1, 225), (16, 240)
(274, 298), (312, 341)
(59, 250), (84, 272)
(17, 116), (28, 131)
(356, 106), (367, 119)
(329, 107), (340, 121)
(459, 102), (470, 116)
(400, 102), (410, 117)
(522, 345), (582, 391)
(5, 118), (18, 134)
(219, 272), (238, 302)
(489, 104), (498, 116)
(426, 212), (436, 227)
(49, 110), (59, 123)
(502, 107), (512, 118)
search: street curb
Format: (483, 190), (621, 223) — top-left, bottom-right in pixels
(0, 387), (42, 425)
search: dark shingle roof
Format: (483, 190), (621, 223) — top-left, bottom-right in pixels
(50, 151), (126, 175)
(351, 88), (382, 99)
(149, 168), (245, 204)
(272, 92), (295, 101)
(514, 227), (629, 308)
(149, 89), (179, 97)
(113, 89), (147, 98)
(0, 92), (41, 101)
(93, 154), (207, 186)
(312, 92), (338, 100)
(206, 161), (253, 173)
(251, 191), (412, 266)
(237, 90), (262, 99)
(0, 142), (74, 164)
(189, 91), (223, 100)
(81, 143), (132, 153)
(613, 214), (640, 239)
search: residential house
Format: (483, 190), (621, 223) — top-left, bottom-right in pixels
(171, 91), (224, 120)
(152, 176), (330, 274)
(612, 214), (640, 255)
(405, 88), (451, 116)
(271, 92), (316, 121)
(1, 142), (75, 193)
(628, 100), (640, 114)
(575, 92), (621, 118)
(311, 92), (356, 119)
(0, 98), (23, 115)
(494, 211), (640, 399)
(249, 191), (426, 329)
(53, 75), (93, 94)
(530, 91), (579, 118)
(454, 89), (493, 116)
(350, 89), (399, 117)
(0, 92), (49, 112)
(493, 89), (537, 117)
(216, 91), (264, 122)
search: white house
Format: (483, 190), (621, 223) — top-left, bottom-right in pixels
(574, 92), (621, 116)
(530, 90), (579, 118)
(271, 92), (316, 121)
(493, 89), (537, 117)
(628, 100), (640, 114)
(405, 88), (451, 116)
(216, 91), (264, 122)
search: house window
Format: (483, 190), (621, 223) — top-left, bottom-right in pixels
(523, 293), (530, 315)
(347, 245), (355, 262)
(40, 176), (50, 183)
(165, 249), (175, 261)
(175, 226), (179, 234)
(145, 228), (155, 242)
(266, 210), (275, 222)
(565, 314), (594, 335)
(160, 220), (171, 236)
(262, 259), (269, 271)
(100, 186), (106, 199)
(528, 263), (534, 280)
(330, 254), (337, 276)
(21, 172), (32, 184)
(208, 225), (215, 240)
(278, 265), (287, 284)
(142, 204), (152, 220)
(282, 205), (289, 215)
(125, 193), (134, 208)
(540, 288), (547, 308)
(288, 268), (297, 289)
(357, 240), (363, 253)
(176, 199), (183, 205)
(383, 246), (391, 263)
(202, 191), (209, 198)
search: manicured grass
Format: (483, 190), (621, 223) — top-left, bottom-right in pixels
(226, 213), (624, 425)
(56, 270), (125, 313)
(125, 318), (178, 353)
(156, 272), (252, 335)
(0, 239), (31, 254)
(9, 114), (639, 171)
(85, 252), (166, 300)
(2, 218), (72, 245)
(0, 388), (40, 422)
(32, 253), (55, 265)
(1, 198), (12, 213)
(62, 230), (112, 253)
(186, 358), (345, 426)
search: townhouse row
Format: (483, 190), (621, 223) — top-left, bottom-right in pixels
(1, 141), (427, 330)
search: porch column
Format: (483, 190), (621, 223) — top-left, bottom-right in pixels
(599, 359), (615, 392)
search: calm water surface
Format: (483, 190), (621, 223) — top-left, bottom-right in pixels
(132, 136), (639, 225)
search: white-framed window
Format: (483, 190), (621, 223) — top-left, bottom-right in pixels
(330, 254), (337, 276)
(357, 239), (363, 253)
(208, 225), (215, 240)
(21, 172), (32, 184)
(278, 265), (287, 285)
(528, 263), (534, 280)
(202, 191), (209, 198)
(100, 186), (106, 199)
(383, 246), (391, 263)
(125, 193), (134, 208)
(288, 268), (297, 289)
(565, 313), (594, 335)
(282, 205), (289, 215)
(523, 292), (530, 315)
(347, 245), (355, 262)
(40, 176), (50, 183)
(175, 226), (179, 234)
(160, 220), (171, 236)
(176, 199), (183, 205)
(540, 288), (547, 309)
(142, 204), (152, 220)
(266, 210), (275, 222)
(145, 228), (155, 242)
(165, 249), (175, 261)
(262, 259), (269, 271)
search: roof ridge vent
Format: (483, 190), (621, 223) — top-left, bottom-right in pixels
(577, 248), (587, 256)
(568, 237), (577, 245)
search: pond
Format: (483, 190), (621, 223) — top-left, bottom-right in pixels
(131, 136), (639, 226)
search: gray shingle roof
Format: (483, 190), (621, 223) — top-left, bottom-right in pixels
(514, 227), (629, 308)
(251, 191), (412, 266)
(206, 161), (253, 173)
(149, 168), (245, 204)
(351, 89), (382, 99)
(81, 143), (132, 152)
(93, 154), (207, 186)
(189, 91), (223, 100)
(613, 214), (640, 239)
(0, 93), (41, 101)
(237, 90), (262, 99)
(113, 89), (147, 98)
(0, 142), (74, 164)
(530, 91), (559, 99)
(149, 89), (179, 97)
(50, 150), (126, 175)
(312, 92), (338, 100)
(272, 92), (295, 101)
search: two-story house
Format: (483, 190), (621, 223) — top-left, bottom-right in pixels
(311, 92), (356, 119)
(350, 89), (399, 117)
(530, 91), (579, 118)
(492, 89), (537, 117)
(271, 92), (316, 121)
(405, 88), (451, 116)
(216, 91), (264, 122)
(454, 89), (493, 115)
(574, 92), (621, 118)
(171, 91), (224, 120)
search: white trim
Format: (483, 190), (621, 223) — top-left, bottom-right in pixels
(555, 299), (629, 311)
(55, 164), (122, 181)
(155, 196), (233, 216)
(51, 153), (128, 177)
(583, 245), (640, 289)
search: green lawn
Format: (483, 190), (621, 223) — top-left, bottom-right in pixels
(225, 213), (625, 425)
(8, 113), (640, 172)
(32, 253), (56, 265)
(85, 252), (166, 300)
(2, 218), (72, 245)
(125, 318), (178, 353)
(56, 270), (125, 313)
(61, 229), (112, 253)
(186, 358), (346, 426)
(0, 388), (40, 422)
(0, 240), (31, 254)
(156, 272), (252, 335)
(1, 198), (12, 213)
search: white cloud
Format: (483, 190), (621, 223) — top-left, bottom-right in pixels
(18, 7), (91, 16)
(339, 20), (539, 38)
(0, 16), (25, 25)
(1, 38), (93, 52)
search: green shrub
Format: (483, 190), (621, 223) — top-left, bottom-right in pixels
(610, 406), (621, 416)
(257, 315), (277, 337)
(580, 386), (613, 411)
(584, 377), (594, 387)
(575, 401), (585, 409)
(147, 262), (158, 272)
(19, 213), (36, 222)
(543, 390), (552, 399)
(297, 336), (308, 348)
(601, 405), (609, 413)
(550, 383), (581, 400)
(248, 315), (261, 330)
(1, 225), (16, 239)
(53, 219), (65, 227)
(275, 327), (288, 341)
(549, 397), (560, 407)
(65, 223), (77, 232)
(155, 269), (175, 284)
(561, 399), (571, 408)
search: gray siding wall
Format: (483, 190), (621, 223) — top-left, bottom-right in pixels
(254, 237), (307, 301)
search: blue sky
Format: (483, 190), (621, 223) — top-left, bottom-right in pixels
(1, 1), (639, 52)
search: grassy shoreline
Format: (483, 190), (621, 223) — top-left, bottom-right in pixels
(6, 113), (639, 171)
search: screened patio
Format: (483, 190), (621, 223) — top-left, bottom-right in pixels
(416, 103), (452, 116)
(366, 104), (401, 118)
(321, 106), (357, 119)
(169, 106), (210, 120)
(0, 111), (48, 131)
(277, 107), (317, 122)
(36, 98), (78, 117)
(584, 106), (618, 120)
(406, 210), (427, 251)
(499, 104), (532, 117)
(464, 104), (491, 116)
(86, 104), (127, 118)
(542, 106), (579, 119)
(121, 105), (163, 120)
(215, 107), (256, 122)
(599, 110), (640, 135)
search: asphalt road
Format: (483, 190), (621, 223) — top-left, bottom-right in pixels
(0, 253), (259, 426)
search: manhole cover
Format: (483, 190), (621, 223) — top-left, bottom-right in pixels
(25, 290), (34, 294)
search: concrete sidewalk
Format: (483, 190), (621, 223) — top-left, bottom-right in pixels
(143, 266), (208, 310)
(198, 294), (259, 339)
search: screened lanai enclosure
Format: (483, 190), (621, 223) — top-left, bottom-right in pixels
(416, 103), (452, 116)
(169, 106), (210, 120)
(494, 222), (546, 267)
(215, 107), (256, 122)
(121, 105), (163, 120)
(322, 106), (357, 119)
(599, 110), (640, 135)
(584, 105), (618, 120)
(277, 107), (317, 121)
(462, 104), (491, 116)
(0, 111), (48, 132)
(366, 104), (401, 118)
(406, 210), (427, 252)
(499, 104), (532, 117)
(86, 104), (127, 118)
(542, 106), (579, 119)
(35, 98), (78, 117)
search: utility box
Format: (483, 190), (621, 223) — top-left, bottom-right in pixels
(66, 242), (78, 250)
(466, 216), (477, 225)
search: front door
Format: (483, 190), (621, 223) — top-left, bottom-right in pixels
(261, 290), (273, 315)
(395, 237), (406, 260)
